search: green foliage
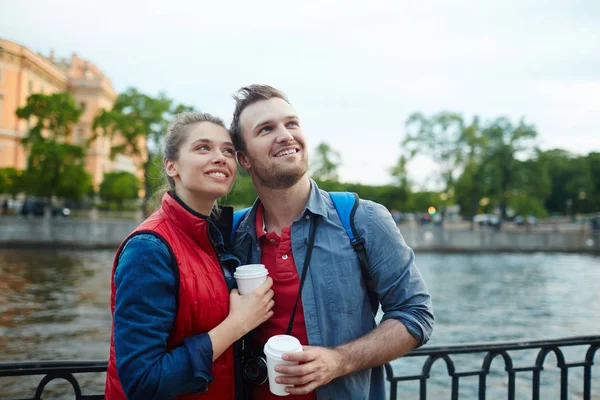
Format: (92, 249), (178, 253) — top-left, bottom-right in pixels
(92, 87), (193, 212)
(16, 93), (89, 201)
(22, 141), (91, 200)
(219, 174), (258, 208)
(539, 150), (597, 215)
(310, 142), (341, 181)
(403, 112), (464, 193)
(0, 168), (23, 196)
(16, 92), (83, 145)
(99, 171), (140, 210)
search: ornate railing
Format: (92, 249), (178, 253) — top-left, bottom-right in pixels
(386, 335), (600, 400)
(1, 336), (598, 400)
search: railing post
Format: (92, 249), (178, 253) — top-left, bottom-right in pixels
(451, 376), (459, 400)
(560, 368), (568, 400)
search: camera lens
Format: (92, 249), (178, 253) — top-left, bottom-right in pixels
(243, 357), (268, 385)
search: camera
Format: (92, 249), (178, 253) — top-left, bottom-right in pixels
(241, 335), (268, 385)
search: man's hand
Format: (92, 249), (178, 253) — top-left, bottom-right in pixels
(274, 346), (346, 395)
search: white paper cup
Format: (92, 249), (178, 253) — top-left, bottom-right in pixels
(263, 335), (303, 396)
(234, 264), (268, 295)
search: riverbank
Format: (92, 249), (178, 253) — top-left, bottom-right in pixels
(1, 216), (598, 253)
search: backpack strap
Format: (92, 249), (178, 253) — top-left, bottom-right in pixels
(231, 207), (252, 244)
(329, 192), (375, 307)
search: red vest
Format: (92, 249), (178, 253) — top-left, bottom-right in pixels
(105, 193), (234, 400)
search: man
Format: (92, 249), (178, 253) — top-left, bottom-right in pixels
(230, 84), (434, 399)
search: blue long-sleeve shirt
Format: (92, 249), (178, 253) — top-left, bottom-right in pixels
(114, 233), (216, 399)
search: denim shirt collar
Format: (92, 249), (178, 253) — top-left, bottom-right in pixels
(236, 178), (327, 243)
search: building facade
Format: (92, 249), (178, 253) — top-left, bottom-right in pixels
(0, 38), (144, 190)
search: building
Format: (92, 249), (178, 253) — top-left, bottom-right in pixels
(0, 38), (144, 191)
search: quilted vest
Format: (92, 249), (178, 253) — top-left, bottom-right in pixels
(105, 192), (234, 399)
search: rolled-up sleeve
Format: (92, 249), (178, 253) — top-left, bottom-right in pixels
(114, 234), (214, 399)
(359, 202), (434, 346)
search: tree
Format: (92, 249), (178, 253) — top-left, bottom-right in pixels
(16, 93), (90, 202)
(16, 93), (83, 145)
(457, 117), (490, 227)
(586, 152), (600, 212)
(23, 141), (92, 200)
(403, 112), (464, 196)
(99, 172), (140, 210)
(0, 168), (23, 197)
(482, 117), (538, 222)
(93, 87), (193, 214)
(310, 142), (341, 181)
(507, 156), (551, 218)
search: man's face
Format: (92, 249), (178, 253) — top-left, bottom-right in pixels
(237, 97), (308, 189)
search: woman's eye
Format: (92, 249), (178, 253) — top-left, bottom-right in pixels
(286, 121), (298, 128)
(196, 145), (209, 151)
(223, 148), (235, 156)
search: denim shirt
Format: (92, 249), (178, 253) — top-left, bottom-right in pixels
(233, 180), (434, 400)
(114, 218), (239, 399)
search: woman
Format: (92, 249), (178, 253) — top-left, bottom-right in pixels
(105, 112), (274, 400)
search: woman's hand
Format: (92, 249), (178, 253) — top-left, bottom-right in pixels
(208, 277), (274, 361)
(228, 277), (275, 337)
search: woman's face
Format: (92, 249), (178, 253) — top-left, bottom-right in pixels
(166, 122), (237, 203)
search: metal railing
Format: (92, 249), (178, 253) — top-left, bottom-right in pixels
(386, 335), (600, 400)
(1, 336), (598, 400)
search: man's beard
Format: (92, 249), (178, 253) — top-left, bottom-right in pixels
(250, 155), (308, 190)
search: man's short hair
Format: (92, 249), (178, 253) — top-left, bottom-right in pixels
(230, 84), (290, 151)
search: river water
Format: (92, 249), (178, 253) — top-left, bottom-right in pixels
(0, 250), (599, 399)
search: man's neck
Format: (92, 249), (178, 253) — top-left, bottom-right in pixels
(255, 175), (311, 236)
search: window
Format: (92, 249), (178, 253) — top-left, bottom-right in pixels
(80, 101), (86, 111)
(28, 80), (33, 93)
(77, 128), (86, 144)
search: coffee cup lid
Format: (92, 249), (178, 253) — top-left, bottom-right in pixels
(264, 335), (303, 358)
(234, 264), (268, 277)
(234, 271), (269, 279)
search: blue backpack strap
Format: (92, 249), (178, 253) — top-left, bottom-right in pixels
(329, 192), (376, 307)
(329, 192), (357, 241)
(231, 207), (251, 244)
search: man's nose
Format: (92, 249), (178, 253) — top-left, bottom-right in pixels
(275, 124), (294, 143)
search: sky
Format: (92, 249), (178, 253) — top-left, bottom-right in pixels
(2, 0), (599, 188)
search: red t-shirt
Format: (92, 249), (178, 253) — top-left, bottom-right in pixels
(249, 205), (316, 400)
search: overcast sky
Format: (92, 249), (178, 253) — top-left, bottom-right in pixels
(2, 0), (599, 188)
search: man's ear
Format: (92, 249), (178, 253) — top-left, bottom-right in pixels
(236, 150), (252, 170)
(165, 159), (178, 178)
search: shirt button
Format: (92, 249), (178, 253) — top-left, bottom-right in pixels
(270, 239), (276, 243)
(305, 215), (310, 219)
(282, 254), (288, 260)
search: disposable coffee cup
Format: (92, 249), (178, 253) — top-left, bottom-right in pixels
(233, 264), (268, 295)
(263, 335), (303, 396)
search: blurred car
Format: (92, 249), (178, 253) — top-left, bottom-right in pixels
(515, 215), (537, 226)
(473, 214), (500, 227)
(21, 199), (70, 217)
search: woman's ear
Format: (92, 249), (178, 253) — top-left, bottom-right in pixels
(165, 159), (178, 178)
(236, 150), (251, 170)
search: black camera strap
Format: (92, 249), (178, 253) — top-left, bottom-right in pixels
(285, 213), (317, 336)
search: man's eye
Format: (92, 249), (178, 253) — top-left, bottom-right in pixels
(286, 121), (298, 128)
(259, 126), (272, 134)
